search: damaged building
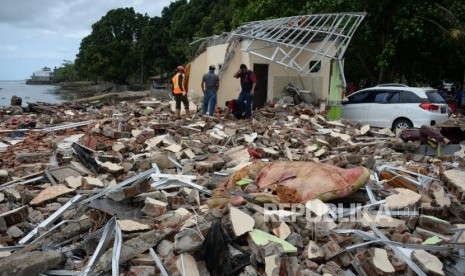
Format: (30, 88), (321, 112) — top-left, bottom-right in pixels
(188, 13), (366, 113)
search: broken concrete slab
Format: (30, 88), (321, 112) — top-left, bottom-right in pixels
(372, 248), (395, 275)
(273, 222), (291, 240)
(3, 189), (21, 202)
(6, 225), (24, 238)
(441, 169), (465, 200)
(174, 227), (206, 254)
(0, 206), (28, 227)
(29, 184), (74, 205)
(142, 197), (167, 217)
(64, 175), (82, 189)
(264, 254), (280, 276)
(107, 178), (151, 201)
(0, 251), (63, 276)
(82, 176), (104, 189)
(170, 253), (200, 276)
(304, 240), (324, 261)
(94, 228), (172, 274)
(230, 206), (255, 237)
(117, 219), (151, 232)
(412, 250), (445, 276)
(100, 161), (124, 175)
(385, 188), (421, 210)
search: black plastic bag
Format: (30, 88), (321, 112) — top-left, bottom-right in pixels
(197, 220), (250, 276)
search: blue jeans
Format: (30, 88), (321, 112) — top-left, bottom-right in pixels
(237, 90), (253, 118)
(202, 90), (217, 116)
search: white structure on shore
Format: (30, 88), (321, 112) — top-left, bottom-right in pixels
(27, 67), (55, 84)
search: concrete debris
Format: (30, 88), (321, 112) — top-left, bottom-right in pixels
(0, 95), (463, 275)
(385, 188), (421, 210)
(411, 250), (445, 276)
(230, 206), (255, 237)
(117, 219), (151, 232)
(29, 184), (74, 205)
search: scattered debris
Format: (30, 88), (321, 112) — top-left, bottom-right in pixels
(0, 94), (463, 275)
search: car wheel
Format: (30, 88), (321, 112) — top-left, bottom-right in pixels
(392, 118), (413, 130)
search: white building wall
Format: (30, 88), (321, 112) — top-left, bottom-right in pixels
(188, 44), (228, 99)
(188, 39), (335, 110)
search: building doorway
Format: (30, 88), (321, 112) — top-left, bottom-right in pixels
(253, 63), (268, 109)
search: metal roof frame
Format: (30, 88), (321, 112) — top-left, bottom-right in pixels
(228, 13), (366, 76)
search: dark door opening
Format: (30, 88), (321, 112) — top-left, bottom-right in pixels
(253, 63), (268, 109)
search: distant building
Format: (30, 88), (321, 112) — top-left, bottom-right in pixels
(26, 67), (56, 84)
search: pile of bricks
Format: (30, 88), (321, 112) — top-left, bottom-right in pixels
(0, 95), (463, 275)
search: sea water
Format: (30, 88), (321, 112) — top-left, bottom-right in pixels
(0, 80), (65, 107)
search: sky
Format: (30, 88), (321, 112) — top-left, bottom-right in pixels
(0, 0), (174, 80)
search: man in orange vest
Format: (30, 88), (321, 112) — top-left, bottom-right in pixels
(172, 65), (190, 119)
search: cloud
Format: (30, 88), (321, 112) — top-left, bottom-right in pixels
(0, 0), (174, 79)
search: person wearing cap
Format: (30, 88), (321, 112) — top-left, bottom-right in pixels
(172, 65), (190, 119)
(201, 65), (220, 116)
(233, 64), (256, 119)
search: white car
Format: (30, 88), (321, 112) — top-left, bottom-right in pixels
(341, 86), (450, 130)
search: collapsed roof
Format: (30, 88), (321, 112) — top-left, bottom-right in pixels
(228, 13), (366, 75)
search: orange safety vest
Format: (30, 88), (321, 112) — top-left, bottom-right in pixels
(172, 73), (184, 94)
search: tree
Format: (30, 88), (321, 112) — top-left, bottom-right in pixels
(420, 2), (465, 85)
(75, 8), (150, 84)
(54, 60), (79, 82)
(304, 0), (465, 85)
(231, 0), (308, 28)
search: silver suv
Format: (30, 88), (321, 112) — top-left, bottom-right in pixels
(341, 86), (450, 130)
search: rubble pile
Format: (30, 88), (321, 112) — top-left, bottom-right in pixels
(0, 96), (464, 276)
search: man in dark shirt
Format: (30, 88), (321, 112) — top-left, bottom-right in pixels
(233, 64), (256, 119)
(225, 99), (245, 119)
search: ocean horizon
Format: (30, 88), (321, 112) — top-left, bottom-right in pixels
(0, 80), (65, 107)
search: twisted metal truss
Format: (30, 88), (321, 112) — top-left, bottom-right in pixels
(229, 13), (366, 75)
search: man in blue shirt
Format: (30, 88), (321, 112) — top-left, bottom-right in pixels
(233, 64), (256, 119)
(201, 65), (220, 116)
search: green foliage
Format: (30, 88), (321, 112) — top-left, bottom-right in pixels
(73, 0), (465, 85)
(54, 60), (79, 82)
(231, 0), (307, 27)
(75, 8), (149, 84)
(306, 0), (465, 84)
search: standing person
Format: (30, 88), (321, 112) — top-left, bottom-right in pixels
(455, 84), (463, 115)
(234, 64), (256, 119)
(172, 65), (190, 119)
(201, 65), (220, 116)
